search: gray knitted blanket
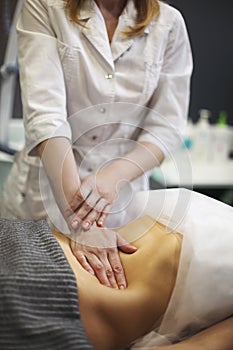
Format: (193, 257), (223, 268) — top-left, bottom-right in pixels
(0, 219), (93, 350)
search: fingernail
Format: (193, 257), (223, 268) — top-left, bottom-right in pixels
(98, 220), (104, 226)
(71, 220), (79, 230)
(83, 221), (90, 230)
(119, 285), (125, 290)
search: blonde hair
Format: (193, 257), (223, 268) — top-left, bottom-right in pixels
(65, 0), (161, 38)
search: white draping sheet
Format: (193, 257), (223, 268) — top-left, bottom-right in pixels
(126, 188), (233, 348)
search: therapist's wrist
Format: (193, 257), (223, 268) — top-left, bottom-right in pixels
(104, 141), (164, 184)
(99, 159), (138, 186)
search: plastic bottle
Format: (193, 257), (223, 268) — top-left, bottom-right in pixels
(192, 109), (212, 162)
(217, 110), (227, 127)
(212, 111), (230, 162)
(183, 118), (194, 151)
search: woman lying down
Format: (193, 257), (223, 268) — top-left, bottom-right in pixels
(0, 191), (232, 350)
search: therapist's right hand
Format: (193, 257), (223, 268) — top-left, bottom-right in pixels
(69, 225), (137, 289)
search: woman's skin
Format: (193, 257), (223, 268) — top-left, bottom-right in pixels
(54, 216), (183, 349)
(95, 0), (127, 43)
(161, 316), (233, 350)
(54, 215), (233, 350)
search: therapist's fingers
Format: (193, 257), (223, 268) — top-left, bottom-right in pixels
(73, 195), (110, 230)
(69, 188), (87, 211)
(108, 248), (127, 289)
(117, 234), (138, 254)
(70, 241), (122, 288)
(68, 186), (92, 217)
(71, 206), (99, 231)
(73, 201), (97, 228)
(69, 226), (135, 289)
(77, 251), (117, 288)
(70, 240), (95, 276)
(70, 240), (114, 288)
(80, 209), (101, 231)
(81, 198), (110, 230)
(110, 234), (137, 289)
(88, 251), (118, 289)
(66, 192), (86, 230)
(96, 203), (112, 227)
(68, 193), (93, 230)
(82, 242), (129, 289)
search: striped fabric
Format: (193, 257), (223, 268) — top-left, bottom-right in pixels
(0, 219), (93, 350)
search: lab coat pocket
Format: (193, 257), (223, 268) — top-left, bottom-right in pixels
(57, 40), (81, 83)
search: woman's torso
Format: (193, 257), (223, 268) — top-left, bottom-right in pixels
(54, 216), (183, 349)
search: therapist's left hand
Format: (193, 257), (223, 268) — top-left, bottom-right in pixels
(70, 225), (137, 289)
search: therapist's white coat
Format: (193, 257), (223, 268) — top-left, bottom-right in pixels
(0, 0), (193, 223)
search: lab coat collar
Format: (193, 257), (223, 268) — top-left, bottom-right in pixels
(80, 1), (114, 68)
(79, 0), (150, 34)
(79, 0), (150, 65)
(79, 0), (99, 21)
(110, 1), (151, 60)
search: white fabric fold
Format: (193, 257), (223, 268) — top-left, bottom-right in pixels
(128, 189), (233, 348)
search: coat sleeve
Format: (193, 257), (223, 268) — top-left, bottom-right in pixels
(138, 9), (193, 157)
(17, 0), (71, 155)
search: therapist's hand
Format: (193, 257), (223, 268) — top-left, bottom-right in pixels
(67, 142), (164, 232)
(68, 167), (123, 231)
(70, 225), (137, 289)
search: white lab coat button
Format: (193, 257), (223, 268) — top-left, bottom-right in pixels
(100, 107), (106, 113)
(105, 73), (113, 79)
